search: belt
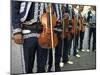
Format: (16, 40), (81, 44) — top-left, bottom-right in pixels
(89, 23), (96, 28)
(23, 33), (40, 39)
(69, 20), (72, 25)
(56, 21), (62, 26)
(89, 23), (96, 26)
(22, 22), (41, 27)
(53, 28), (62, 32)
(88, 25), (96, 28)
(22, 19), (40, 25)
(68, 25), (72, 28)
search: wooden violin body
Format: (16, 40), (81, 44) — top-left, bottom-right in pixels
(79, 15), (85, 32)
(38, 13), (58, 49)
(61, 12), (72, 40)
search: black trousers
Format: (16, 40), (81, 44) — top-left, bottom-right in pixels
(88, 28), (96, 51)
(68, 33), (74, 55)
(79, 31), (85, 50)
(37, 47), (48, 73)
(36, 32), (62, 72)
(73, 32), (79, 56)
(23, 37), (48, 73)
(23, 37), (38, 73)
(62, 37), (70, 63)
(48, 37), (70, 66)
(48, 37), (62, 72)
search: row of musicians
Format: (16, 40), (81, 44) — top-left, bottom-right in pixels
(12, 1), (96, 73)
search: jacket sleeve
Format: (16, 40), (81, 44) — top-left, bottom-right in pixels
(11, 1), (22, 35)
(86, 10), (91, 23)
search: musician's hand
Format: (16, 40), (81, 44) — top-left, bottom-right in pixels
(13, 33), (24, 44)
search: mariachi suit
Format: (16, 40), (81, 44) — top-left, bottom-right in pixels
(72, 7), (80, 56)
(87, 10), (96, 51)
(61, 4), (71, 63)
(66, 5), (74, 55)
(12, 1), (48, 73)
(66, 6), (76, 56)
(47, 3), (63, 72)
(78, 12), (85, 51)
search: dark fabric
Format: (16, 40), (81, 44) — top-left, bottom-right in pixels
(11, 1), (21, 29)
(79, 31), (85, 50)
(55, 39), (62, 72)
(68, 33), (74, 55)
(23, 37), (48, 73)
(73, 33), (79, 56)
(48, 50), (52, 72)
(23, 37), (38, 73)
(64, 4), (70, 13)
(87, 10), (92, 22)
(72, 8), (75, 19)
(88, 28), (96, 51)
(37, 47), (48, 73)
(25, 2), (35, 21)
(62, 37), (70, 63)
(48, 40), (62, 72)
(35, 33), (63, 73)
(48, 36), (62, 72)
(52, 4), (62, 20)
(22, 23), (43, 33)
(20, 2), (29, 21)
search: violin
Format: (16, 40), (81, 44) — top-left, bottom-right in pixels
(61, 5), (71, 40)
(38, 4), (58, 71)
(79, 13), (85, 32)
(72, 16), (76, 34)
(70, 8), (77, 36)
(38, 4), (58, 49)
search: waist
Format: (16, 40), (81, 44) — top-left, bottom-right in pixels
(22, 21), (40, 26)
(23, 33), (40, 39)
(23, 18), (40, 25)
(68, 24), (79, 28)
(89, 23), (96, 25)
(68, 25), (72, 28)
(89, 23), (96, 28)
(56, 20), (62, 25)
(22, 22), (43, 33)
(68, 24), (80, 30)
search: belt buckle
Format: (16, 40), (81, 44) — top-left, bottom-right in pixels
(58, 20), (61, 22)
(22, 30), (31, 34)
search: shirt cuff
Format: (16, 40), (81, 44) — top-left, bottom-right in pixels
(13, 28), (22, 35)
